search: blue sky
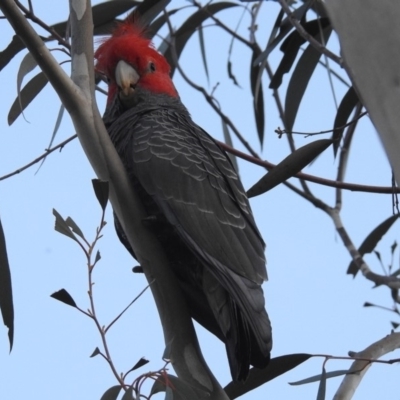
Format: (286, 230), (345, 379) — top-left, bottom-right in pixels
(0, 1), (399, 399)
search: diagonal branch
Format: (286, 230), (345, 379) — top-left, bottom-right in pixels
(333, 332), (400, 400)
(0, 1), (227, 397)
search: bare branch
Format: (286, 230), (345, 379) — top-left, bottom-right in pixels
(277, 0), (342, 65)
(219, 142), (400, 194)
(1, 1), (227, 396)
(0, 134), (77, 181)
(333, 332), (400, 400)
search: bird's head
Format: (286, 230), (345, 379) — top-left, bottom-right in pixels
(95, 19), (178, 105)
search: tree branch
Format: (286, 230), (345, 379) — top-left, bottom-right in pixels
(278, 0), (342, 65)
(333, 332), (400, 400)
(0, 1), (227, 397)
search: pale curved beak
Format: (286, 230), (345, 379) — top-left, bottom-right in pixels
(115, 60), (140, 97)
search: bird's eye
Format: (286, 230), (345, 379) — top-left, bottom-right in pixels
(149, 62), (156, 72)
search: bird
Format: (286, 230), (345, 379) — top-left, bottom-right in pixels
(95, 18), (272, 381)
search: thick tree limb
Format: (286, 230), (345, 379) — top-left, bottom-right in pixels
(0, 1), (228, 397)
(333, 332), (400, 400)
(326, 0), (400, 185)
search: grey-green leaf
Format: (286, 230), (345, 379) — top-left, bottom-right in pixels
(131, 357), (149, 371)
(121, 386), (135, 400)
(36, 104), (65, 172)
(224, 353), (312, 399)
(8, 72), (48, 126)
(254, 2), (312, 65)
(95, 250), (101, 264)
(270, 18), (330, 90)
(198, 24), (209, 82)
(164, 2), (238, 76)
(347, 214), (400, 276)
(332, 87), (359, 156)
(247, 139), (333, 197)
(0, 218), (14, 350)
(100, 385), (122, 400)
(17, 52), (38, 120)
(65, 217), (85, 240)
(316, 366), (326, 400)
(90, 347), (101, 358)
(52, 209), (78, 242)
(250, 49), (265, 147)
(284, 24), (332, 132)
(50, 289), (77, 308)
(150, 375), (207, 400)
(92, 179), (109, 211)
(290, 369), (351, 385)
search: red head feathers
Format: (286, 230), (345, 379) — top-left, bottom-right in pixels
(95, 19), (178, 103)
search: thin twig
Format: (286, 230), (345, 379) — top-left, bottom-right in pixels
(86, 210), (125, 387)
(263, 59), (314, 197)
(327, 208), (400, 290)
(192, 0), (252, 48)
(14, 0), (71, 50)
(276, 111), (368, 137)
(277, 0), (342, 65)
(0, 134), (77, 181)
(105, 281), (154, 334)
(335, 103), (363, 210)
(218, 141), (400, 194)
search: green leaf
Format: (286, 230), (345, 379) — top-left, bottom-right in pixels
(50, 289), (77, 308)
(65, 217), (85, 240)
(164, 2), (238, 76)
(17, 52), (38, 121)
(247, 139), (332, 197)
(100, 385), (122, 400)
(316, 366), (326, 400)
(90, 347), (101, 358)
(121, 386), (135, 400)
(332, 87), (359, 156)
(254, 2), (312, 65)
(150, 9), (180, 36)
(136, 0), (171, 26)
(131, 357), (149, 371)
(8, 72), (48, 126)
(0, 218), (14, 350)
(36, 105), (65, 173)
(0, 35), (26, 72)
(95, 251), (101, 264)
(227, 60), (240, 87)
(254, 8), (285, 66)
(347, 214), (400, 276)
(290, 368), (352, 386)
(270, 18), (330, 90)
(150, 375), (207, 400)
(198, 24), (209, 83)
(284, 23), (332, 132)
(374, 250), (381, 262)
(52, 1), (140, 37)
(93, 1), (140, 26)
(250, 49), (265, 147)
(92, 179), (109, 210)
(53, 209), (78, 242)
(224, 353), (312, 399)
(0, 1), (140, 73)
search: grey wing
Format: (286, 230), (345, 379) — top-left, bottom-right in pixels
(127, 109), (267, 284)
